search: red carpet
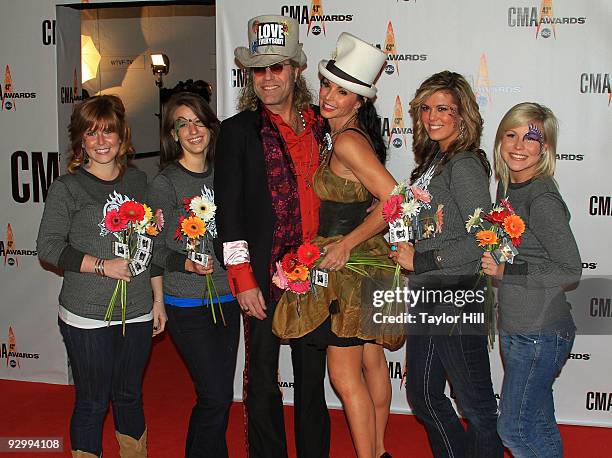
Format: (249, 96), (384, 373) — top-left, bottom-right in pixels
(1, 334), (610, 457)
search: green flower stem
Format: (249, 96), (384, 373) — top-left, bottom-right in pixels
(210, 274), (226, 326)
(105, 280), (122, 323)
(121, 279), (127, 336)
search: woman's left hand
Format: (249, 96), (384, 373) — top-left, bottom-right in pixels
(152, 300), (167, 336)
(481, 252), (505, 280)
(318, 240), (351, 271)
(389, 242), (415, 271)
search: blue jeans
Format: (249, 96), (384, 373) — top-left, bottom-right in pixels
(405, 331), (503, 458)
(497, 330), (574, 458)
(166, 302), (240, 458)
(59, 319), (152, 456)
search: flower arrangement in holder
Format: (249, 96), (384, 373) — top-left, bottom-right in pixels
(174, 185), (225, 325)
(100, 192), (164, 334)
(465, 197), (526, 345)
(382, 181), (443, 286)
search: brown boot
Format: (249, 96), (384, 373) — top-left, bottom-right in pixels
(115, 428), (147, 458)
(71, 451), (99, 457)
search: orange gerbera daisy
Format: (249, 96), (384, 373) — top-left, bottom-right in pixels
(503, 215), (525, 239)
(146, 225), (159, 236)
(286, 264), (309, 282)
(475, 230), (498, 247)
(181, 216), (206, 239)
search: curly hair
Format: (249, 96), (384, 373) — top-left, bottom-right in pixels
(160, 92), (220, 171)
(67, 95), (134, 174)
(409, 71), (490, 183)
(493, 102), (558, 192)
(237, 61), (313, 112)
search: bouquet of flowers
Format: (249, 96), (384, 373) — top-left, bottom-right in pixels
(465, 197), (526, 345)
(272, 241), (397, 315)
(272, 242), (321, 296)
(100, 192), (164, 334)
(382, 181), (444, 285)
(174, 185), (225, 325)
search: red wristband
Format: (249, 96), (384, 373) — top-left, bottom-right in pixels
(227, 262), (258, 295)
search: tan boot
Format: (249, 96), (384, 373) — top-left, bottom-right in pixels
(71, 451), (99, 457)
(115, 428), (147, 458)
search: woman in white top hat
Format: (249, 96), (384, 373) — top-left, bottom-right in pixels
(273, 32), (398, 458)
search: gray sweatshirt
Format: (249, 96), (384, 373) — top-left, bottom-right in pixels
(146, 162), (231, 299)
(411, 151), (493, 287)
(496, 177), (581, 334)
(37, 167), (154, 320)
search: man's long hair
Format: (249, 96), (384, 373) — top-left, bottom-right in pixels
(237, 61), (313, 112)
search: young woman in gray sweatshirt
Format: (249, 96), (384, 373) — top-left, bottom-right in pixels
(146, 91), (239, 458)
(390, 71), (503, 458)
(37, 95), (165, 457)
(482, 102), (581, 457)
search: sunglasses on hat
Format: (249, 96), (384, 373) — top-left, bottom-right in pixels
(252, 62), (292, 76)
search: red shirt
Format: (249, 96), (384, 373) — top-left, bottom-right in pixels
(267, 107), (320, 242)
(227, 107), (321, 296)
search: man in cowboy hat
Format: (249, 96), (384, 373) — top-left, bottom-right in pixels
(214, 14), (330, 458)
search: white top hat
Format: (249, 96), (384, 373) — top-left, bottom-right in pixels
(318, 33), (387, 99)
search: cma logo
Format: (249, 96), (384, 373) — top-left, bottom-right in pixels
(586, 392), (612, 411)
(11, 151), (59, 203)
(568, 353), (591, 361)
(231, 68), (248, 88)
(589, 297), (612, 318)
(582, 262), (597, 270)
(42, 19), (56, 46)
(388, 361), (404, 379)
(280, 4), (353, 36)
(60, 87), (82, 104)
(580, 74), (611, 105)
(589, 196), (612, 216)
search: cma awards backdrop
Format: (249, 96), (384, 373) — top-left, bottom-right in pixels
(217, 0), (612, 427)
(0, 0), (610, 429)
(0, 0), (168, 385)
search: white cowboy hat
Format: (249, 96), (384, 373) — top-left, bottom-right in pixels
(234, 15), (307, 68)
(318, 32), (387, 99)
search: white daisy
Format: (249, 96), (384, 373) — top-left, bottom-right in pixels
(391, 180), (408, 196)
(190, 195), (216, 222)
(465, 208), (483, 233)
(401, 199), (421, 218)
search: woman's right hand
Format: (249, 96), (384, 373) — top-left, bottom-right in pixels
(104, 257), (132, 282)
(185, 258), (214, 275)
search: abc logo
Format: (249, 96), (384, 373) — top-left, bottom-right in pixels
(541, 28), (552, 38)
(5, 101), (13, 110)
(7, 258), (15, 266)
(392, 138), (403, 148)
(311, 25), (322, 36)
(384, 64), (395, 75)
(9, 359), (17, 368)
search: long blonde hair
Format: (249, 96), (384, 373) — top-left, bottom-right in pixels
(493, 102), (558, 191)
(409, 71), (489, 182)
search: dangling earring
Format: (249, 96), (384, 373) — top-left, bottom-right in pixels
(458, 121), (466, 138)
